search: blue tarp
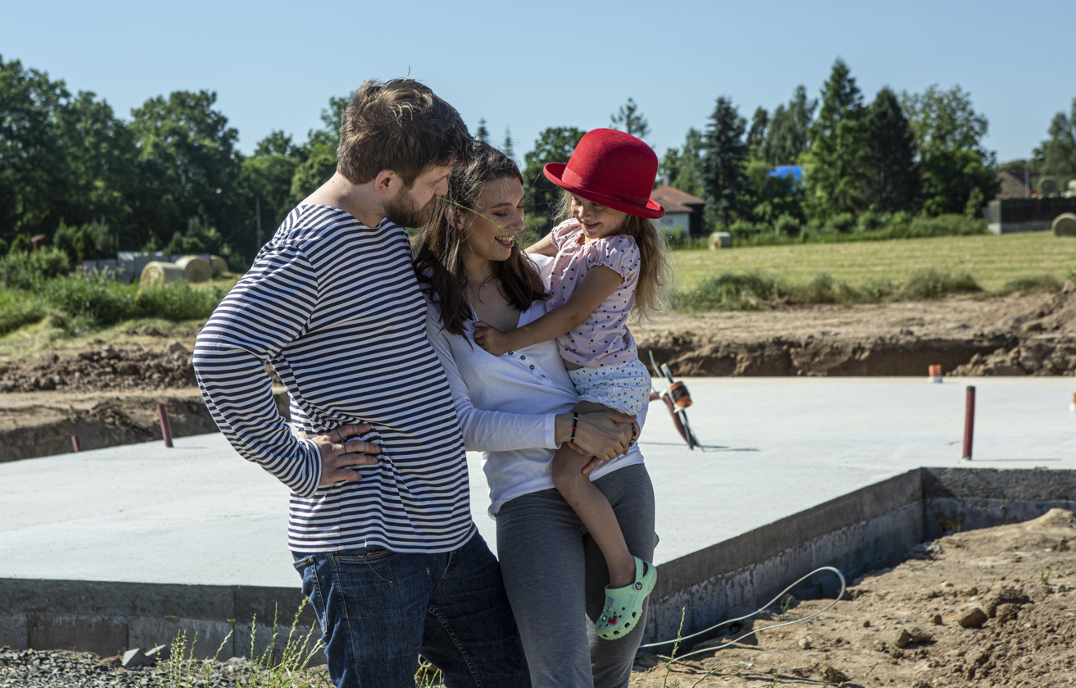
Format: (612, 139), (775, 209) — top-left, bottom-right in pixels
(769, 165), (803, 181)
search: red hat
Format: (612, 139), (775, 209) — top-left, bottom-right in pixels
(543, 129), (664, 219)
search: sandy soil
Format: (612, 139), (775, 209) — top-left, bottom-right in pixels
(630, 509), (1076, 688)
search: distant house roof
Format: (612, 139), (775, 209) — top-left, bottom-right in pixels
(997, 169), (1038, 199)
(652, 185), (705, 214)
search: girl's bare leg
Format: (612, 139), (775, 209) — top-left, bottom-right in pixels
(552, 401), (636, 588)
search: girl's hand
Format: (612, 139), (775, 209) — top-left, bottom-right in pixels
(565, 411), (635, 462)
(473, 321), (512, 356)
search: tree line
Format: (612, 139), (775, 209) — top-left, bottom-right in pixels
(3, 54), (1076, 266)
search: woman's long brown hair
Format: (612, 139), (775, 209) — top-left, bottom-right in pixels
(414, 142), (546, 336)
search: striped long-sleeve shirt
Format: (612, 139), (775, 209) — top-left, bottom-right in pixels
(193, 204), (475, 553)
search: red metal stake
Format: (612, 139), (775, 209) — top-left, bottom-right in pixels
(71, 436), (82, 453)
(962, 386), (976, 461)
(157, 403), (173, 448)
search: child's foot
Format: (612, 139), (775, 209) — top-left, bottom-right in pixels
(595, 556), (657, 640)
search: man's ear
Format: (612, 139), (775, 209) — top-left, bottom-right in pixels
(374, 169), (398, 198)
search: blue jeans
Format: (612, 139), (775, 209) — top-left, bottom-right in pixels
(293, 533), (530, 688)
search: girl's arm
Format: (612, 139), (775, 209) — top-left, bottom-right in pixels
(425, 301), (633, 457)
(473, 265), (622, 356)
(525, 232), (557, 257)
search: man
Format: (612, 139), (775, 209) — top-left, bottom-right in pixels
(194, 79), (529, 688)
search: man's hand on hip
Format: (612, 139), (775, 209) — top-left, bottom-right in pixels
(298, 423), (381, 485)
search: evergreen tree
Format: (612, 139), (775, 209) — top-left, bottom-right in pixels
(502, 127), (516, 163)
(522, 127), (586, 235)
(658, 128), (705, 197)
(864, 87), (921, 213)
(803, 59), (871, 224)
(701, 97), (748, 228)
(610, 98), (650, 139)
(746, 107), (769, 156)
(760, 86), (817, 167)
(475, 118), (490, 144)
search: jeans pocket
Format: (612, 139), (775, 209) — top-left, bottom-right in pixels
(292, 556), (328, 634)
(335, 546), (395, 564)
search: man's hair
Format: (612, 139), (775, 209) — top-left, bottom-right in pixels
(337, 79), (472, 186)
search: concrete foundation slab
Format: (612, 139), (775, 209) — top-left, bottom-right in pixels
(1, 377), (1074, 655)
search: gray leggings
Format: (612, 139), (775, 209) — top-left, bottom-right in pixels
(496, 464), (656, 688)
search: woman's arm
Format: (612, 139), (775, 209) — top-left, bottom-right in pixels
(473, 266), (622, 356)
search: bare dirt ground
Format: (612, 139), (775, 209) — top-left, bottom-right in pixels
(636, 285), (1076, 378)
(2, 289), (1074, 461)
(631, 509), (1076, 688)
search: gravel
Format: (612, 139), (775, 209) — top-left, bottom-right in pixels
(0, 647), (257, 687)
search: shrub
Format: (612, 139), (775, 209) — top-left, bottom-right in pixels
(135, 283), (224, 321)
(43, 276), (137, 326)
(997, 275), (1061, 295)
(828, 212), (855, 233)
(673, 271), (786, 311)
(53, 219), (117, 262)
(728, 219), (758, 240)
(898, 269), (982, 300)
(0, 290), (46, 337)
(857, 208), (883, 233)
(774, 214), (801, 238)
(903, 214), (987, 239)
(0, 248), (71, 289)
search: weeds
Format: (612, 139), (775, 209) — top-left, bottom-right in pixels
(672, 268), (991, 312)
(162, 601), (327, 688)
(996, 274), (1062, 296)
(1040, 567), (1052, 586)
(415, 658), (444, 687)
(661, 608), (686, 688)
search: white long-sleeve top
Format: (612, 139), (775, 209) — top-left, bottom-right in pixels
(424, 293), (647, 518)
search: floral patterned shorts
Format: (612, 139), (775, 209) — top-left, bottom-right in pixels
(567, 358), (651, 416)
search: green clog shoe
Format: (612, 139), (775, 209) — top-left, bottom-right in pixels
(595, 556), (656, 640)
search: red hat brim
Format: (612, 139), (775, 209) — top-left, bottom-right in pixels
(543, 163), (665, 219)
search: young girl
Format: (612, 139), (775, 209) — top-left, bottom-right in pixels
(473, 128), (669, 640)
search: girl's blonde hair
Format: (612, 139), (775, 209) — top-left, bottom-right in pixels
(555, 192), (671, 318)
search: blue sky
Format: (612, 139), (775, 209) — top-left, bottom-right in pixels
(2, 0), (1073, 164)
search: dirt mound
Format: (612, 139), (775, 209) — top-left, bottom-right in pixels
(0, 389), (291, 462)
(635, 289), (1076, 377)
(633, 509), (1076, 687)
(0, 343), (196, 393)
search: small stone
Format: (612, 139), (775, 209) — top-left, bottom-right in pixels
(894, 629), (912, 648)
(931, 614), (943, 625)
(1062, 279), (1076, 293)
(78, 351), (97, 361)
(908, 626), (933, 643)
(862, 619), (871, 628)
(958, 607), (988, 628)
(891, 648), (905, 659)
(121, 647), (153, 668)
(102, 345), (120, 360)
(798, 636), (812, 650)
(820, 665), (848, 683)
(34, 376), (56, 391)
(117, 362), (140, 376)
(168, 341), (189, 355)
(0, 382), (13, 393)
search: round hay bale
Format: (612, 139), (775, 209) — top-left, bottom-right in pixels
(708, 232), (733, 250)
(140, 262), (188, 287)
(209, 255), (228, 276)
(175, 255), (211, 282)
(1053, 213), (1076, 237)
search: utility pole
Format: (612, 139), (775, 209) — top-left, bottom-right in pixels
(255, 195), (263, 253)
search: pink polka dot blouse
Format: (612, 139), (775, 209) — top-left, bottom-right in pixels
(546, 220), (640, 369)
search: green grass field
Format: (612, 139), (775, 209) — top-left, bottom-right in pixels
(672, 231), (1076, 292)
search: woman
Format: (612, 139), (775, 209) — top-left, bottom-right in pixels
(414, 142), (656, 688)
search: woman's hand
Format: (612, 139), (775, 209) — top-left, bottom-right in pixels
(473, 321), (512, 356)
(299, 423), (382, 485)
(557, 411), (636, 462)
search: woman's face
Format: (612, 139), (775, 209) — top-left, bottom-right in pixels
(461, 176), (525, 263)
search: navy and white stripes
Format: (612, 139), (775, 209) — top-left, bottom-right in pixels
(194, 204), (474, 553)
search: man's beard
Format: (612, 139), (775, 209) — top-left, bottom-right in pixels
(382, 188), (433, 229)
